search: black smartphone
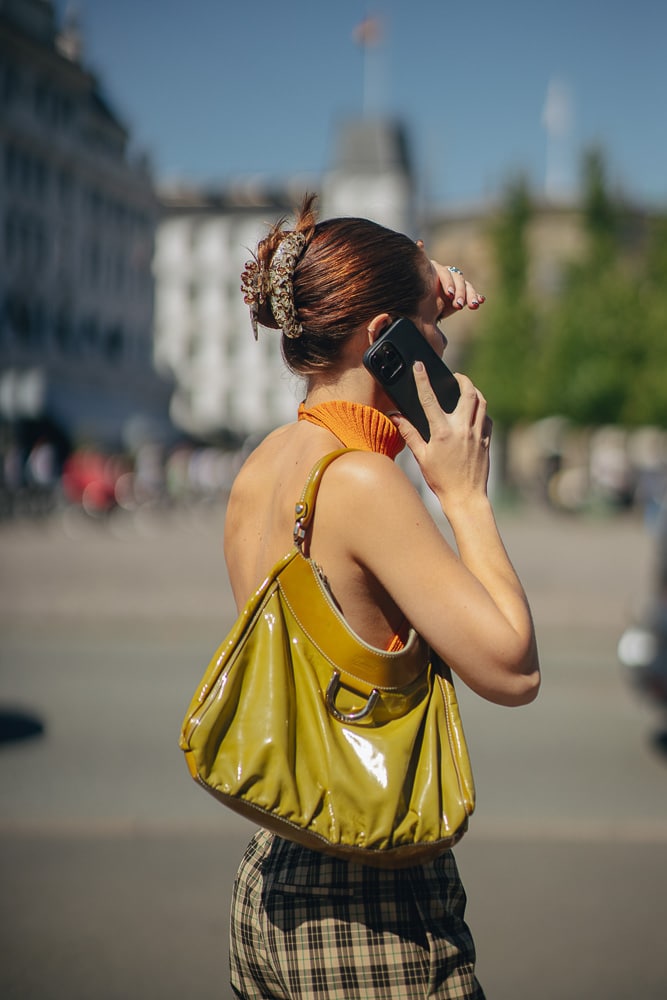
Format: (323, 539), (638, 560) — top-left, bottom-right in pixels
(363, 317), (460, 441)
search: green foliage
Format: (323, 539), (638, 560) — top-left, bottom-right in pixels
(581, 146), (619, 270)
(626, 219), (667, 424)
(467, 174), (538, 425)
(491, 176), (532, 296)
(467, 149), (667, 429)
(537, 152), (667, 427)
(467, 297), (538, 425)
(534, 265), (647, 424)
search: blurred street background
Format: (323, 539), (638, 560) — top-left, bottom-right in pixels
(1, 495), (667, 999)
(3, 1), (667, 997)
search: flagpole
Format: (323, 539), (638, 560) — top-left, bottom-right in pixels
(542, 78), (572, 201)
(353, 14), (383, 117)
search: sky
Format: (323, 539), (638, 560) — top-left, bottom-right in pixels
(53, 0), (667, 211)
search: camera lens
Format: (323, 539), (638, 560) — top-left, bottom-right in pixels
(374, 343), (404, 383)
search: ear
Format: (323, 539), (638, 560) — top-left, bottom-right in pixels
(366, 312), (392, 346)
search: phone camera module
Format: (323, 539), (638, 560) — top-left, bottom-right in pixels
(372, 343), (404, 384)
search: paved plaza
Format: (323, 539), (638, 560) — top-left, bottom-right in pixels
(1, 499), (666, 999)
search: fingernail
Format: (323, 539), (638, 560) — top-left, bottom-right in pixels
(446, 286), (455, 297)
(414, 361), (425, 373)
(456, 298), (464, 308)
(470, 299), (479, 308)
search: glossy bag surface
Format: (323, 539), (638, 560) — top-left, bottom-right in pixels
(179, 450), (475, 867)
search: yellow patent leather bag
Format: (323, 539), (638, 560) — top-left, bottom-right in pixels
(179, 449), (475, 868)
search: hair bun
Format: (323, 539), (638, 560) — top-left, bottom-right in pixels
(241, 230), (307, 340)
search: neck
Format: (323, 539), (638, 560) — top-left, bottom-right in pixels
(305, 364), (393, 413)
(304, 325), (396, 412)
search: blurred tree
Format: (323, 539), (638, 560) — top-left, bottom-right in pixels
(582, 146), (619, 270)
(466, 175), (538, 425)
(533, 147), (656, 426)
(533, 264), (646, 424)
(624, 214), (667, 426)
(467, 148), (666, 433)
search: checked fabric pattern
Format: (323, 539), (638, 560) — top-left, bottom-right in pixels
(230, 829), (486, 999)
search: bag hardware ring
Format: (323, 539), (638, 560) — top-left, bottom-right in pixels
(326, 671), (380, 723)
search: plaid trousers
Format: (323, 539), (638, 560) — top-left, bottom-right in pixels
(230, 829), (486, 999)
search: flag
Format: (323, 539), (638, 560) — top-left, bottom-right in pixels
(353, 16), (382, 47)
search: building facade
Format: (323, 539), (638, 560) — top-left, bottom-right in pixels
(153, 118), (599, 443)
(153, 185), (306, 441)
(154, 120), (417, 441)
(320, 119), (416, 235)
(0, 0), (172, 463)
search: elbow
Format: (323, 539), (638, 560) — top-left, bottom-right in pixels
(473, 667), (540, 708)
(449, 632), (541, 707)
(503, 665), (540, 707)
(499, 645), (541, 707)
(487, 637), (540, 707)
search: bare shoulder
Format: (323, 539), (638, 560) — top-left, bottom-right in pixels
(322, 449), (424, 506)
(315, 450), (438, 553)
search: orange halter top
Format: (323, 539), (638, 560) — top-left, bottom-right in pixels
(297, 399), (407, 651)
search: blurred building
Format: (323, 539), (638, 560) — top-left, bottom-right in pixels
(426, 199), (592, 369)
(154, 119), (416, 440)
(154, 108), (647, 449)
(153, 184), (303, 441)
(321, 118), (416, 235)
(0, 0), (173, 463)
(154, 117), (592, 442)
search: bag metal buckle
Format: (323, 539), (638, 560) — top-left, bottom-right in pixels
(293, 502), (307, 548)
(326, 671), (380, 723)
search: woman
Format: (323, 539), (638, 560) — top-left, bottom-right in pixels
(226, 196), (540, 999)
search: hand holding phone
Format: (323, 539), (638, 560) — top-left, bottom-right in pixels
(363, 317), (460, 441)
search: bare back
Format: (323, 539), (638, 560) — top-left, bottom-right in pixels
(224, 420), (407, 650)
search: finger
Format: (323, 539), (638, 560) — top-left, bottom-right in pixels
(481, 415), (493, 447)
(405, 360), (456, 441)
(472, 389), (488, 432)
(445, 267), (466, 307)
(389, 411), (427, 458)
(413, 361), (448, 421)
(433, 261), (486, 310)
(431, 261), (463, 304)
(450, 373), (488, 426)
(451, 278), (485, 310)
(464, 281), (486, 310)
(447, 267), (468, 309)
(462, 376), (486, 411)
(452, 372), (477, 405)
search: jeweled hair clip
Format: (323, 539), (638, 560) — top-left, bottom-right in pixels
(240, 231), (307, 340)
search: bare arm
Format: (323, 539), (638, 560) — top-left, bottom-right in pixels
(398, 364), (538, 704)
(321, 368), (539, 707)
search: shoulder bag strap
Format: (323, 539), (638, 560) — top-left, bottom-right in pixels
(293, 448), (358, 550)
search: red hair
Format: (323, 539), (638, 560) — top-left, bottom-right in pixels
(250, 195), (427, 376)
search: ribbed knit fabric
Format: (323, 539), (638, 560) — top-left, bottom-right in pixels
(297, 400), (405, 460)
(298, 399), (407, 649)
